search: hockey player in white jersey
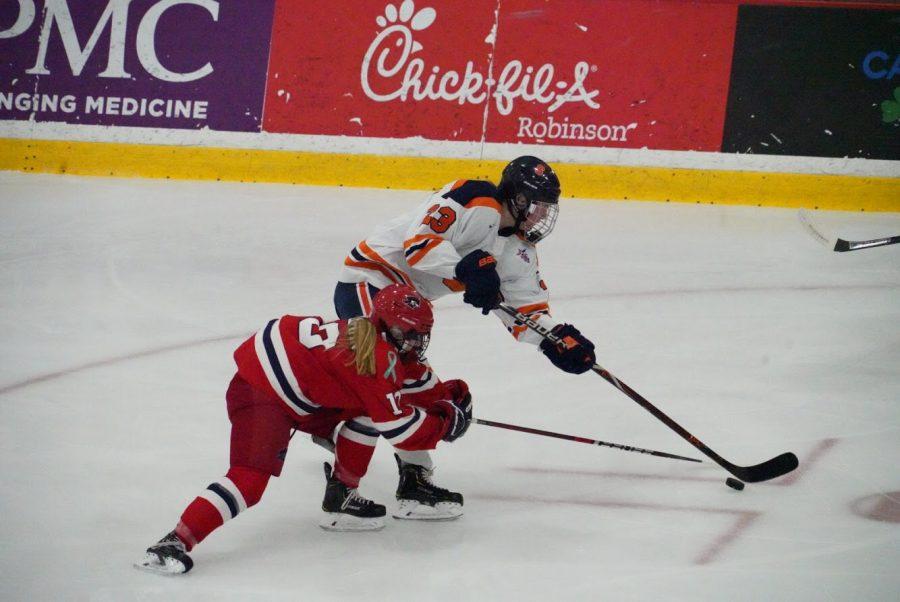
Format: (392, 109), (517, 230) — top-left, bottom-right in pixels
(331, 156), (596, 519)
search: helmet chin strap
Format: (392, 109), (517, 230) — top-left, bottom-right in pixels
(499, 193), (529, 237)
(385, 326), (407, 355)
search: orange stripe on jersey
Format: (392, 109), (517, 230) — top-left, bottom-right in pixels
(357, 282), (372, 315)
(512, 324), (528, 340)
(450, 179), (466, 191)
(407, 237), (444, 267)
(517, 302), (550, 315)
(468, 196), (502, 213)
(442, 278), (465, 292)
(402, 233), (442, 251)
(344, 257), (402, 285)
(358, 241), (413, 286)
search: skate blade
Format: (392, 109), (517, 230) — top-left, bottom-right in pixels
(319, 512), (385, 532)
(134, 553), (190, 575)
(392, 499), (463, 521)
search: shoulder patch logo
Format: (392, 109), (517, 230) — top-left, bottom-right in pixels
(517, 248), (531, 263)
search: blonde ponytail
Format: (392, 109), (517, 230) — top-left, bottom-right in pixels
(343, 317), (378, 376)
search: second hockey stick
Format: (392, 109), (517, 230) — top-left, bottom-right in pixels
(475, 418), (701, 463)
(498, 304), (799, 483)
(798, 209), (900, 252)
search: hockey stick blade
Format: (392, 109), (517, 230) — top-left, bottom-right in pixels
(723, 452), (799, 483)
(833, 236), (900, 252)
(592, 365), (799, 483)
(498, 303), (800, 484)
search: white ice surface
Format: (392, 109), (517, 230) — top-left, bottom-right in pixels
(1, 172), (898, 601)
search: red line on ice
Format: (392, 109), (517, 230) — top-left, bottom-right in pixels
(0, 334), (244, 396)
(473, 493), (760, 565)
(775, 437), (838, 486)
(693, 511), (761, 565)
(502, 438), (837, 564)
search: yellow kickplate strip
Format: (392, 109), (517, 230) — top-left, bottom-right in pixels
(2, 138), (898, 212)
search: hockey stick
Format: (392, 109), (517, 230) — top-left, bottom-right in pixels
(475, 418), (701, 463)
(798, 209), (900, 252)
(833, 237), (900, 252)
(497, 304), (799, 483)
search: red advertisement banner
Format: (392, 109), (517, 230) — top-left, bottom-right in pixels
(263, 0), (738, 151)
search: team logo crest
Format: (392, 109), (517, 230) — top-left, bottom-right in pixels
(534, 163), (546, 176)
(404, 295), (421, 308)
(517, 248), (531, 263)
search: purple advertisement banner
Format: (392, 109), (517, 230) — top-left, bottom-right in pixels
(0, 0), (275, 131)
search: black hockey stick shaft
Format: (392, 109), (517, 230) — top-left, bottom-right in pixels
(834, 235), (900, 252)
(798, 210), (899, 253)
(475, 418), (702, 463)
(498, 304), (798, 483)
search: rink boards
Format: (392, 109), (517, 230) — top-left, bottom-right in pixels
(1, 0), (898, 210)
(1, 137), (899, 212)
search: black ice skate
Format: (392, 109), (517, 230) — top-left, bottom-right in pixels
(134, 531), (193, 575)
(320, 462), (386, 531)
(392, 454), (463, 520)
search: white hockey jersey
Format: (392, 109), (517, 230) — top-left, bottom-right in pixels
(338, 180), (559, 345)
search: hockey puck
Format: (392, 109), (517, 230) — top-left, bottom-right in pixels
(725, 477), (745, 491)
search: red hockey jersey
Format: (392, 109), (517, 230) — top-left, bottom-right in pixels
(233, 316), (453, 451)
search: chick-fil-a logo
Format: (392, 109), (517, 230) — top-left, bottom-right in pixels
(360, 0), (601, 116)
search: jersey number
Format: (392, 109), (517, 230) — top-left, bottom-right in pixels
(385, 391), (403, 416)
(298, 318), (339, 350)
(422, 204), (457, 234)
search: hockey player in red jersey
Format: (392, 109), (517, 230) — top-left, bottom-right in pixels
(331, 156), (596, 518)
(137, 285), (472, 575)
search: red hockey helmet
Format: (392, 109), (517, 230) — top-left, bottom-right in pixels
(371, 284), (434, 361)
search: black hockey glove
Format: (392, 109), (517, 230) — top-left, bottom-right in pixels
(540, 324), (596, 375)
(455, 249), (502, 315)
(439, 390), (473, 443)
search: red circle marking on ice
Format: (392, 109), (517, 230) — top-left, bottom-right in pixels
(850, 492), (900, 524)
